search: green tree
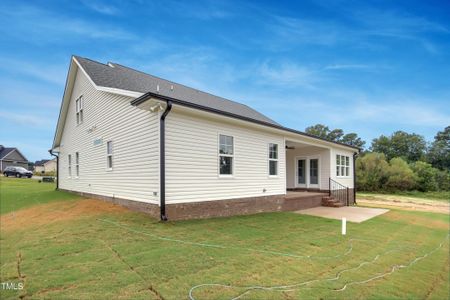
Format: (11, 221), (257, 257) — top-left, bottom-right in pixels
(435, 170), (450, 191)
(341, 133), (366, 149)
(371, 131), (427, 162)
(410, 161), (438, 192)
(305, 124), (366, 149)
(305, 124), (330, 139)
(427, 126), (450, 170)
(328, 129), (344, 142)
(356, 153), (389, 191)
(384, 158), (417, 191)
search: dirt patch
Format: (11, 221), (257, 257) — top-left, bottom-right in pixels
(357, 198), (449, 214)
(0, 199), (128, 232)
(380, 210), (449, 230)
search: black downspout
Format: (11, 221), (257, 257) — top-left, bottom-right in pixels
(160, 101), (172, 221)
(48, 149), (59, 190)
(353, 152), (357, 205)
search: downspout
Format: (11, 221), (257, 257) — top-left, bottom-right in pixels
(160, 101), (172, 221)
(48, 149), (59, 190)
(353, 152), (358, 205)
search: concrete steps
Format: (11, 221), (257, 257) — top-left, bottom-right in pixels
(322, 196), (344, 207)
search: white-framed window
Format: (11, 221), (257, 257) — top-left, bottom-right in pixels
(76, 96), (84, 125)
(107, 141), (113, 170)
(219, 134), (233, 176)
(75, 152), (80, 177)
(68, 154), (72, 177)
(336, 154), (349, 177)
(268, 143), (278, 176)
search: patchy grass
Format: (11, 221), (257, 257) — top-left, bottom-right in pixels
(358, 191), (450, 202)
(0, 180), (449, 299)
(0, 177), (81, 214)
(357, 192), (449, 214)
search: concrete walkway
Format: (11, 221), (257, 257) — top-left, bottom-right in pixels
(295, 206), (389, 223)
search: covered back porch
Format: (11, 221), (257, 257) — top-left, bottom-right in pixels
(284, 138), (354, 206)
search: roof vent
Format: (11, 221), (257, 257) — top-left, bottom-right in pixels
(156, 84), (160, 93)
(107, 62), (115, 68)
(170, 85), (174, 91)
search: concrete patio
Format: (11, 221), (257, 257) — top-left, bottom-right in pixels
(295, 206), (389, 223)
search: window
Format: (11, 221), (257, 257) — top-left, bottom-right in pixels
(68, 154), (72, 177)
(107, 141), (113, 170)
(219, 134), (233, 175)
(336, 155), (349, 177)
(268, 143), (278, 176)
(75, 152), (80, 177)
(76, 96), (84, 125)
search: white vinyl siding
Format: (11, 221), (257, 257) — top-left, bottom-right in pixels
(330, 149), (354, 188)
(165, 109), (286, 203)
(58, 68), (159, 203)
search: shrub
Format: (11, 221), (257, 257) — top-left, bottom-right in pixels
(435, 170), (450, 191)
(356, 152), (389, 191)
(384, 158), (417, 191)
(411, 161), (439, 192)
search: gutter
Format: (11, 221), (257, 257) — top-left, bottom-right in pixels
(48, 149), (59, 190)
(159, 101), (172, 221)
(131, 92), (361, 151)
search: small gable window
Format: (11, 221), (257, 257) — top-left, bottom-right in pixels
(76, 96), (84, 125)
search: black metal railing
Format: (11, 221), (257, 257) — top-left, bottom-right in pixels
(329, 178), (350, 206)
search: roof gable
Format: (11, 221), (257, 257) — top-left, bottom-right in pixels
(0, 147), (28, 161)
(74, 56), (278, 126)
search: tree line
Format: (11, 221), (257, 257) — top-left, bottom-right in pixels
(305, 124), (450, 192)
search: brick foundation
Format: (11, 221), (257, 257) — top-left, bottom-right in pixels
(60, 189), (331, 220)
(59, 189), (160, 218)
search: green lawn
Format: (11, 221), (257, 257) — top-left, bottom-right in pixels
(1, 178), (449, 299)
(0, 177), (81, 214)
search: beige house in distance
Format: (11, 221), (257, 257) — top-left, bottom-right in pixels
(34, 159), (57, 174)
(50, 56), (359, 221)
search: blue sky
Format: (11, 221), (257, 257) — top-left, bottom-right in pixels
(1, 0), (449, 161)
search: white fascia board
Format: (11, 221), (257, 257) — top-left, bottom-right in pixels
(72, 57), (144, 98)
(96, 86), (143, 98)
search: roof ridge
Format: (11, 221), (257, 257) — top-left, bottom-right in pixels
(110, 61), (262, 112)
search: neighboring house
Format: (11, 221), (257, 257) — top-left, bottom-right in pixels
(0, 145), (30, 171)
(34, 160), (49, 173)
(44, 158), (57, 173)
(51, 56), (359, 220)
(34, 159), (57, 174)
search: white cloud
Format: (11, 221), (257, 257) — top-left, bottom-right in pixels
(256, 61), (319, 88)
(324, 64), (372, 70)
(0, 111), (52, 127)
(0, 58), (67, 85)
(0, 4), (136, 43)
(81, 0), (120, 15)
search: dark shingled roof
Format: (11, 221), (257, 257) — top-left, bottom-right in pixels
(74, 56), (279, 125)
(35, 159), (50, 166)
(0, 146), (16, 160)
